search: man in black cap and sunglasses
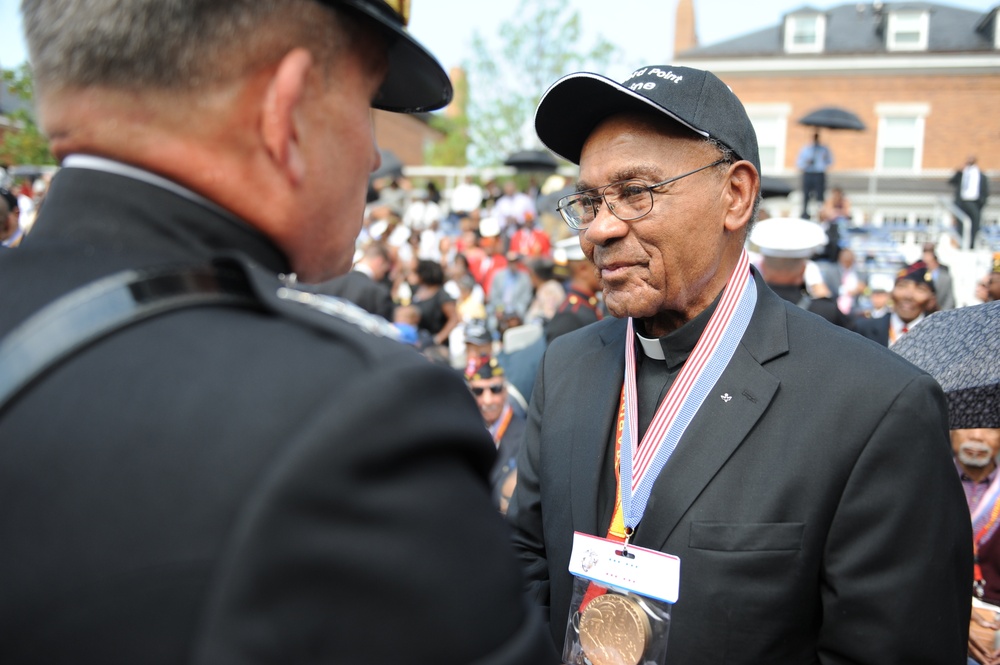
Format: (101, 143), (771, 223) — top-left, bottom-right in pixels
(0, 2), (554, 663)
(507, 63), (970, 664)
(465, 356), (524, 514)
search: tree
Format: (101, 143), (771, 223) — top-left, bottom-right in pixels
(463, 0), (619, 167)
(0, 63), (55, 167)
(426, 71), (470, 166)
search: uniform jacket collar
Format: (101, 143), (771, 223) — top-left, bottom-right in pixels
(28, 161), (290, 276)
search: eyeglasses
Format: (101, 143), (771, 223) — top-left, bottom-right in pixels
(556, 159), (727, 230)
(470, 384), (504, 397)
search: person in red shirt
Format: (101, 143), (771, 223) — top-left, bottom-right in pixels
(509, 212), (552, 259)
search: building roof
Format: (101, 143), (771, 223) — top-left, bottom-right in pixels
(679, 2), (998, 58)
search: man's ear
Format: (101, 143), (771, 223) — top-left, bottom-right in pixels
(261, 48), (314, 187)
(722, 161), (759, 234)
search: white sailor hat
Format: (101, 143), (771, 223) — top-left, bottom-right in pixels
(553, 236), (587, 265)
(749, 217), (828, 259)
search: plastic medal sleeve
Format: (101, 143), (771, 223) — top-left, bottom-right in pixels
(562, 531), (679, 665)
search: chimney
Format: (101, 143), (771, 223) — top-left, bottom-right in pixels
(445, 67), (467, 119)
(675, 0), (698, 55)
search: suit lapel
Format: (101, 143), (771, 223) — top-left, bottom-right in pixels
(569, 319), (626, 537)
(634, 272), (790, 550)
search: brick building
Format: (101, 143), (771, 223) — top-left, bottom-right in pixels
(372, 109), (443, 169)
(674, 1), (1000, 245)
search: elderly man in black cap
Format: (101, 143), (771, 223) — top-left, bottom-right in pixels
(0, 2), (555, 664)
(855, 260), (938, 346)
(507, 63), (970, 664)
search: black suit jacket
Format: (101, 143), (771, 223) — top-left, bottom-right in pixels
(491, 406), (526, 505)
(0, 165), (555, 664)
(854, 313), (891, 346)
(508, 271), (971, 664)
(950, 168), (990, 208)
(310, 269), (395, 320)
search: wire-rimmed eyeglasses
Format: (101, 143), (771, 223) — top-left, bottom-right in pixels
(556, 159), (727, 230)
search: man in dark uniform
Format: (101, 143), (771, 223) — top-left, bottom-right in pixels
(309, 242), (395, 319)
(0, 2), (554, 664)
(751, 216), (855, 330)
(547, 235), (603, 339)
(855, 260), (938, 347)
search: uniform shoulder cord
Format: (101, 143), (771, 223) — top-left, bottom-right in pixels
(0, 258), (260, 415)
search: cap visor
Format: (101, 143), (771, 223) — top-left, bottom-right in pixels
(337, 0), (453, 113)
(376, 29), (453, 113)
(534, 72), (706, 165)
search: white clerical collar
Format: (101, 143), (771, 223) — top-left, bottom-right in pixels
(61, 154), (243, 224)
(636, 333), (665, 360)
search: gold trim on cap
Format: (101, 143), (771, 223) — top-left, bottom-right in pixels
(382, 0), (410, 25)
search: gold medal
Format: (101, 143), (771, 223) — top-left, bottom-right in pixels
(578, 593), (651, 665)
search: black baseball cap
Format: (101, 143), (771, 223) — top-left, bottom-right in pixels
(534, 65), (760, 175)
(895, 261), (936, 293)
(328, 0), (452, 113)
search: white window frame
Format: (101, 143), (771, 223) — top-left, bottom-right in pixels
(744, 103), (791, 174)
(886, 11), (929, 52)
(784, 13), (826, 54)
(874, 103), (929, 173)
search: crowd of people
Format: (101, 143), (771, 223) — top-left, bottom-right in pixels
(1, 1), (998, 664)
(301, 171), (607, 378)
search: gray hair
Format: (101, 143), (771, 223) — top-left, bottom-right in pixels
(705, 136), (762, 236)
(21, 0), (359, 95)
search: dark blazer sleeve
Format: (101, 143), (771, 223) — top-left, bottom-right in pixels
(193, 360), (557, 665)
(818, 372), (971, 664)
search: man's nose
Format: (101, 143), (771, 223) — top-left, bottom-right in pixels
(583, 203), (629, 247)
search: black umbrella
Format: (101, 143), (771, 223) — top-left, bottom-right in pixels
(892, 301), (1000, 429)
(798, 107), (866, 131)
(504, 149), (559, 173)
(760, 175), (793, 199)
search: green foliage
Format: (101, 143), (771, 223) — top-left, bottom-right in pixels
(0, 63), (56, 167)
(426, 73), (470, 166)
(463, 0), (618, 166)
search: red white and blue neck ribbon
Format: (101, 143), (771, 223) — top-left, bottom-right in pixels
(620, 249), (757, 531)
(972, 470), (1000, 545)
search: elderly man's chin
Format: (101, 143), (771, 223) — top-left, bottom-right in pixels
(602, 283), (662, 320)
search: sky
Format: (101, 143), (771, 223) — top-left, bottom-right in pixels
(2, 0), (998, 78)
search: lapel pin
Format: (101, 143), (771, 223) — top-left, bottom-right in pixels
(721, 393), (732, 402)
